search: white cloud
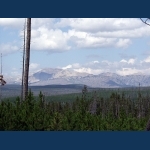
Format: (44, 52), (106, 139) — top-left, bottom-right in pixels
(29, 63), (40, 75)
(0, 18), (24, 28)
(116, 68), (141, 76)
(56, 18), (144, 32)
(72, 63), (80, 68)
(128, 58), (135, 64)
(30, 63), (39, 70)
(101, 60), (111, 65)
(120, 58), (135, 64)
(74, 67), (103, 75)
(31, 28), (70, 51)
(61, 57), (148, 76)
(54, 18), (150, 49)
(0, 18), (55, 29)
(5, 68), (21, 80)
(116, 39), (132, 48)
(95, 26), (150, 38)
(16, 18), (150, 52)
(120, 59), (127, 63)
(74, 36), (116, 49)
(85, 61), (100, 66)
(0, 43), (19, 55)
(1, 18), (150, 54)
(144, 56), (150, 63)
(31, 18), (56, 29)
(7, 56), (149, 77)
(62, 65), (72, 70)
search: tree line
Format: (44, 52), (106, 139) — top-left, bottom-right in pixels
(0, 85), (150, 130)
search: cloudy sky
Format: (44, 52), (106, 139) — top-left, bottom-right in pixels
(1, 18), (150, 78)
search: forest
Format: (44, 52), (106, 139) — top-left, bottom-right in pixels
(0, 85), (150, 131)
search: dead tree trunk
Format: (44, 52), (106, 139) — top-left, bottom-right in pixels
(21, 19), (26, 101)
(24, 18), (31, 100)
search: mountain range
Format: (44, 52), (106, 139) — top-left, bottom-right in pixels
(5, 68), (150, 88)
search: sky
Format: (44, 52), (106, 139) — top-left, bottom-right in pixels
(1, 18), (150, 79)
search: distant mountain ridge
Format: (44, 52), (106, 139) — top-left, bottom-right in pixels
(6, 68), (150, 88)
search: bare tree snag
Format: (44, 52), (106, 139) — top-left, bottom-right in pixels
(24, 18), (31, 100)
(21, 19), (26, 101)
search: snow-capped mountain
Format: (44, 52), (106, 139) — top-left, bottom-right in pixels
(5, 68), (150, 88)
(29, 68), (90, 82)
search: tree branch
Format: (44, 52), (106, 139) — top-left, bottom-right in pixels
(140, 18), (150, 26)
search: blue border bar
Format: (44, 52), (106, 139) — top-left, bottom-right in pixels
(1, 0), (150, 17)
(0, 132), (149, 150)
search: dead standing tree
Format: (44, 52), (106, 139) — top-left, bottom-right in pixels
(21, 19), (26, 101)
(23, 18), (31, 100)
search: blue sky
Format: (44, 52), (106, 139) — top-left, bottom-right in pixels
(1, 18), (150, 79)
